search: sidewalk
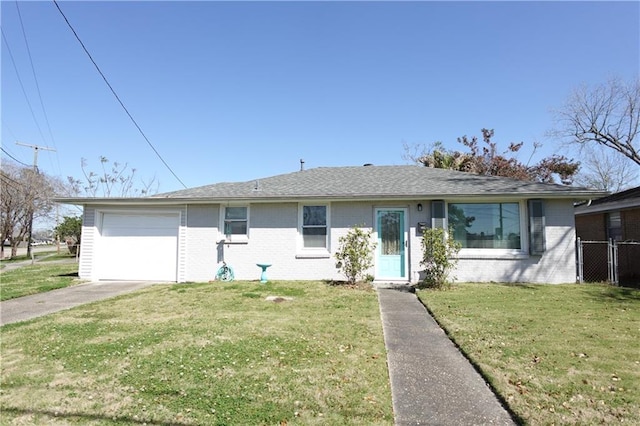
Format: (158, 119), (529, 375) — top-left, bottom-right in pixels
(0, 281), (157, 326)
(377, 288), (516, 425)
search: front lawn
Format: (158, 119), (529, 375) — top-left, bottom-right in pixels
(0, 262), (80, 301)
(418, 283), (640, 425)
(0, 281), (393, 425)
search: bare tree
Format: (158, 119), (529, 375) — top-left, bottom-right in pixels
(574, 144), (638, 192)
(0, 161), (60, 258)
(552, 77), (640, 166)
(67, 156), (159, 197)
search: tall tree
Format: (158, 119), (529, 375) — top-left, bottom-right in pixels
(405, 129), (580, 185)
(552, 77), (640, 166)
(0, 161), (60, 258)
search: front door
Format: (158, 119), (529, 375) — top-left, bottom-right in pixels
(375, 209), (407, 280)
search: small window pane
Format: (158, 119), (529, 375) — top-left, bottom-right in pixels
(381, 211), (402, 255)
(225, 207), (247, 220)
(225, 221), (247, 235)
(303, 206), (326, 226)
(303, 227), (327, 248)
(607, 212), (622, 241)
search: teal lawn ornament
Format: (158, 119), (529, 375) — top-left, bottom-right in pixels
(216, 262), (234, 281)
(256, 263), (272, 283)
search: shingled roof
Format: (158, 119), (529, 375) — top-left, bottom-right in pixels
(150, 165), (605, 201)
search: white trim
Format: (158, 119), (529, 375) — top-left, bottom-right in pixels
(296, 203), (331, 257)
(219, 204), (250, 243)
(446, 200), (529, 257)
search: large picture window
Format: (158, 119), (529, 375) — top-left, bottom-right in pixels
(224, 206), (248, 238)
(302, 205), (327, 248)
(448, 203), (521, 249)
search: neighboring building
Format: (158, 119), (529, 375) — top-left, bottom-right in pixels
(575, 186), (640, 285)
(55, 165), (606, 284)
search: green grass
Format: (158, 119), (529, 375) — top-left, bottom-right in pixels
(417, 283), (640, 425)
(1, 250), (76, 265)
(0, 262), (80, 301)
(0, 281), (393, 425)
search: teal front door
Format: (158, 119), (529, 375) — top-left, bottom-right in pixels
(376, 209), (407, 280)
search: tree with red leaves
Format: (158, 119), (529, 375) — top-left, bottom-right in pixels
(412, 128), (580, 185)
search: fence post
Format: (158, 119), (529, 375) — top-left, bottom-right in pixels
(612, 240), (619, 286)
(576, 237), (583, 284)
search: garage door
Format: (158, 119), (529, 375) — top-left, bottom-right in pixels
(98, 212), (179, 281)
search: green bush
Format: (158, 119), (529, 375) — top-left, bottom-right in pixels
(54, 215), (82, 255)
(335, 225), (377, 284)
(419, 227), (461, 289)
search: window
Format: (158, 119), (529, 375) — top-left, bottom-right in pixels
(302, 205), (327, 248)
(223, 206), (248, 240)
(607, 212), (622, 241)
(448, 202), (521, 249)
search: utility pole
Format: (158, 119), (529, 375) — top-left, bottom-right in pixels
(16, 142), (56, 259)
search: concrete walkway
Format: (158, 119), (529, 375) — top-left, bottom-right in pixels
(377, 288), (516, 425)
(0, 281), (157, 326)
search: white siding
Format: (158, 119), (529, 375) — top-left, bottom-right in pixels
(78, 207), (96, 281)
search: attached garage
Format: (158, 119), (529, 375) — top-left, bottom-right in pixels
(96, 212), (180, 281)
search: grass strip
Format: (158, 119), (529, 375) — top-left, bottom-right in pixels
(0, 281), (393, 425)
(418, 283), (640, 425)
(0, 263), (80, 301)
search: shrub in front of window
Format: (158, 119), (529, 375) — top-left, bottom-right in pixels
(335, 225), (377, 284)
(419, 227), (461, 290)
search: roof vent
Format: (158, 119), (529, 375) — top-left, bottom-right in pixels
(300, 158), (305, 171)
(363, 163), (373, 166)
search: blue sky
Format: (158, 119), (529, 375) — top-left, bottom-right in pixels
(2, 1), (639, 194)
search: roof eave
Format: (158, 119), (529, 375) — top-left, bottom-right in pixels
(575, 198), (640, 215)
(55, 190), (606, 207)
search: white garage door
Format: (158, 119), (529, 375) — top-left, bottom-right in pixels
(98, 212), (179, 281)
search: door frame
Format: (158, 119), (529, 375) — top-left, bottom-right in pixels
(374, 207), (409, 281)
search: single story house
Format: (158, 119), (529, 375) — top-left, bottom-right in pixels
(55, 165), (606, 284)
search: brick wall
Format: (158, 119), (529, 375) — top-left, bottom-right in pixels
(622, 208), (640, 241)
(575, 213), (606, 240)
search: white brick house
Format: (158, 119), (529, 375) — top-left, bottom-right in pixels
(56, 165), (606, 284)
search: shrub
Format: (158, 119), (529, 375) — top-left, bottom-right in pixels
(335, 225), (377, 284)
(54, 216), (82, 255)
(419, 227), (461, 289)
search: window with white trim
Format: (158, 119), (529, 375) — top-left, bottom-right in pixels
(223, 206), (248, 241)
(448, 202), (522, 250)
(301, 205), (328, 249)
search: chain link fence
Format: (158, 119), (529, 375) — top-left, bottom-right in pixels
(577, 238), (640, 287)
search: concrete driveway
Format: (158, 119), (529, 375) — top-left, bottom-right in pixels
(0, 281), (159, 326)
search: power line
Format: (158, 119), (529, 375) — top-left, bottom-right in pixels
(0, 172), (24, 192)
(1, 147), (31, 167)
(1, 28), (48, 146)
(15, 0), (61, 175)
(52, 0), (188, 189)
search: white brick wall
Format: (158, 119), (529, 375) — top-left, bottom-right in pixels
(453, 199), (577, 284)
(80, 198), (578, 284)
(183, 205), (219, 282)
